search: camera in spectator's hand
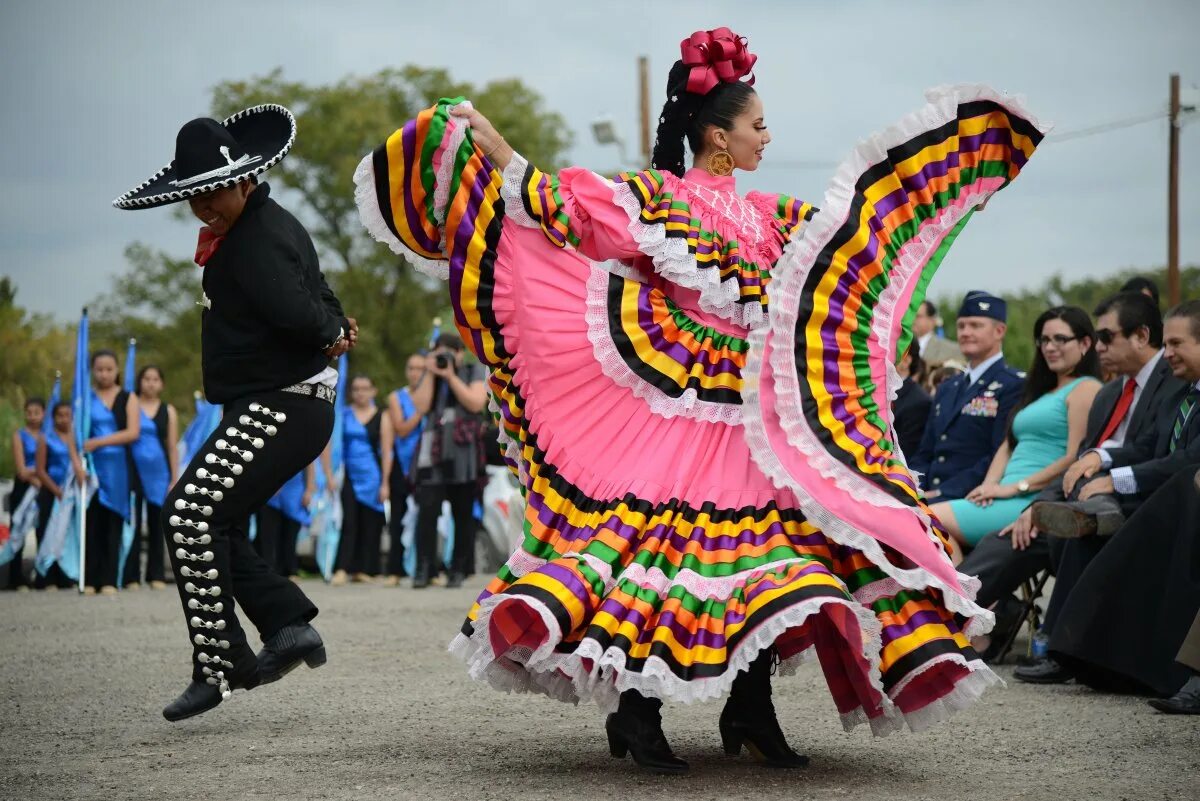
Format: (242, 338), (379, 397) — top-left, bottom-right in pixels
(435, 352), (451, 370)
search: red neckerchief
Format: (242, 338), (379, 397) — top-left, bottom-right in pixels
(195, 226), (225, 266)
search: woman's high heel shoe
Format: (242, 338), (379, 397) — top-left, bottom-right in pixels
(604, 690), (689, 775)
(719, 649), (810, 769)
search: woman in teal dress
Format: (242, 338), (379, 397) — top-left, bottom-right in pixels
(930, 307), (1102, 553)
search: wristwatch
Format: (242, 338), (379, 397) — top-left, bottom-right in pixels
(1017, 480), (1030, 493)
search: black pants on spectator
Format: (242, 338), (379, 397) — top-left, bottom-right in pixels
(254, 505), (301, 577)
(85, 500), (124, 590)
(164, 390), (327, 683)
(4, 481), (34, 589)
(414, 480), (477, 578)
(337, 480), (384, 575)
(123, 495), (167, 585)
(385, 467), (410, 577)
(959, 529), (1051, 609)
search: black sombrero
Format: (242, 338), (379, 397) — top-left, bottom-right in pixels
(112, 104), (296, 210)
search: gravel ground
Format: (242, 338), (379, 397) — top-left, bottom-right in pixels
(2, 579), (1197, 801)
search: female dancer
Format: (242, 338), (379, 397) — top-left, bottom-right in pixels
(114, 104), (354, 720)
(356, 28), (1044, 773)
(34, 401), (86, 588)
(328, 375), (393, 584)
(82, 350), (140, 595)
(6, 397), (45, 589)
(383, 353), (426, 583)
(931, 307), (1102, 550)
(126, 365), (179, 589)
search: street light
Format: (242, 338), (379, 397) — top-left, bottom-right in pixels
(591, 116), (631, 169)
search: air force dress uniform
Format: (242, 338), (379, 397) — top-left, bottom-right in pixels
(909, 292), (1024, 500)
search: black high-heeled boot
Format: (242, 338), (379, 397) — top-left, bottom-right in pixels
(719, 649), (809, 768)
(605, 690), (689, 775)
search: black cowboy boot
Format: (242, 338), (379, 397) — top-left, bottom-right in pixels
(605, 690), (689, 775)
(719, 649), (810, 768)
(256, 620), (327, 684)
(163, 645), (262, 722)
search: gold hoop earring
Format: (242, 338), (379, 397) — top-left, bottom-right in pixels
(706, 149), (734, 177)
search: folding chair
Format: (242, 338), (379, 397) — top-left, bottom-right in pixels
(992, 568), (1051, 664)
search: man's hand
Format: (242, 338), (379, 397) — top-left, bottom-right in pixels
(346, 317), (359, 349)
(1002, 507), (1039, 551)
(1077, 474), (1115, 501)
(1063, 451), (1103, 496)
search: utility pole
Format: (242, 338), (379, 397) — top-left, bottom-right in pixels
(638, 56), (651, 166)
(1168, 73), (1181, 306)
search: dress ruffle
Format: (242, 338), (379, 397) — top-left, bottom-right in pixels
(355, 88), (1046, 735)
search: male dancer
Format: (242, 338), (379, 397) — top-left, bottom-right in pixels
(114, 104), (356, 720)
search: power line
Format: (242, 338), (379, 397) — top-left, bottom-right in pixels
(1044, 110), (1168, 143)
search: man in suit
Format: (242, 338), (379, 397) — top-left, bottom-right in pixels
(913, 300), (963, 367)
(959, 293), (1177, 651)
(1018, 299), (1200, 683)
(911, 291), (1024, 501)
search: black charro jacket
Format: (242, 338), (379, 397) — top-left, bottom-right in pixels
(199, 183), (346, 403)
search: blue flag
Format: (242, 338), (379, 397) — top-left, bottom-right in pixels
(42, 372), (61, 436)
(315, 353), (348, 580)
(117, 338), (138, 584)
(179, 394), (221, 468)
(123, 338), (136, 392)
(67, 309), (91, 587)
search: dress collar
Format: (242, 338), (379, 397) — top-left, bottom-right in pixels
(682, 167), (737, 192)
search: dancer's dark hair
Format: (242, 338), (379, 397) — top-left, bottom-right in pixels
(650, 60), (756, 178)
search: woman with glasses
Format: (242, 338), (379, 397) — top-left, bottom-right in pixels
(930, 306), (1103, 554)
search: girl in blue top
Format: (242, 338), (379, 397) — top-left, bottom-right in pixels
(6, 397), (44, 590)
(126, 366), (179, 589)
(383, 353), (425, 583)
(35, 401), (86, 588)
(326, 375), (393, 584)
(81, 349), (140, 595)
(930, 307), (1103, 554)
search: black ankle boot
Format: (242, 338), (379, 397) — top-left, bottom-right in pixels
(256, 620), (327, 684)
(719, 649), (809, 768)
(605, 690), (689, 775)
(163, 649), (261, 722)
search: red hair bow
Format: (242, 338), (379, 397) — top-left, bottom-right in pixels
(679, 27), (756, 96)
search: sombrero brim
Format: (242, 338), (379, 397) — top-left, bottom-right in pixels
(112, 104), (296, 210)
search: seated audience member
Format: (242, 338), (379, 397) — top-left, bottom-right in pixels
(910, 291), (1025, 502)
(930, 306), (1101, 553)
(1149, 603), (1200, 714)
(893, 342), (932, 457)
(1120, 276), (1160, 307)
(913, 300), (962, 367)
(1018, 300), (1200, 685)
(926, 363), (963, 393)
(960, 293), (1177, 657)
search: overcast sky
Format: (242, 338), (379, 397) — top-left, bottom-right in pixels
(2, 0), (1198, 321)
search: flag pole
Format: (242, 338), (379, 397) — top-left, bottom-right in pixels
(76, 308), (90, 593)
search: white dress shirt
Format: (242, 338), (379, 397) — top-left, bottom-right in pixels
(965, 351), (1005, 387)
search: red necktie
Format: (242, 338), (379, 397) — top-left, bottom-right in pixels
(1094, 377), (1137, 446)
(195, 226), (225, 266)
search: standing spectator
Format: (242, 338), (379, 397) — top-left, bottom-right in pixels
(1120, 276), (1160, 307)
(328, 375), (393, 584)
(34, 401), (85, 589)
(913, 300), (962, 367)
(81, 350), (140, 595)
(383, 353), (426, 585)
(6, 397), (45, 589)
(255, 464), (316, 579)
(893, 342), (932, 457)
(126, 365), (178, 589)
(410, 333), (488, 589)
(930, 307), (1101, 551)
(910, 291), (1025, 501)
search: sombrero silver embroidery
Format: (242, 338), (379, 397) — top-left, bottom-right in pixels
(113, 104), (296, 210)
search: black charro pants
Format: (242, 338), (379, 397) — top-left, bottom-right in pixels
(163, 390), (332, 684)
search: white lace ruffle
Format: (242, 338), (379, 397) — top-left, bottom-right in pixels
(352, 146), (449, 281)
(608, 179), (765, 330)
(583, 262), (745, 426)
(499, 152), (540, 230)
(741, 83), (1043, 637)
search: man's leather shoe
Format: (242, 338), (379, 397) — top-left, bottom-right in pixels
(1014, 657), (1074, 684)
(1148, 676), (1200, 715)
(1031, 503), (1097, 538)
(256, 621), (327, 684)
(163, 658), (261, 722)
